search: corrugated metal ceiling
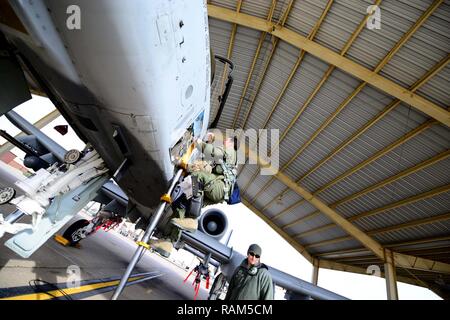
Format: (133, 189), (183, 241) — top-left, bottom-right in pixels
(207, 0), (450, 296)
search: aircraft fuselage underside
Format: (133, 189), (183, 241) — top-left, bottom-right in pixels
(0, 0), (211, 222)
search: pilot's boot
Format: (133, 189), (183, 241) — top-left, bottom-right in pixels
(170, 217), (198, 233)
(149, 239), (173, 258)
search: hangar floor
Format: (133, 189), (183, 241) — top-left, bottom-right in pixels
(0, 213), (209, 300)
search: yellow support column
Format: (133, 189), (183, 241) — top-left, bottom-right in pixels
(312, 258), (319, 286)
(384, 249), (399, 300)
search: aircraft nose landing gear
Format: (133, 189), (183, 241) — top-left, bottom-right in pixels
(60, 211), (123, 247)
(1, 148), (109, 258)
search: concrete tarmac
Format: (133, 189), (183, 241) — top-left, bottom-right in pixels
(0, 213), (209, 300)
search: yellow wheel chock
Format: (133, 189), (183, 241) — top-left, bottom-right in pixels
(54, 234), (70, 246)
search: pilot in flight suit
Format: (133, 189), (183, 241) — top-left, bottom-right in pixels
(149, 133), (237, 257)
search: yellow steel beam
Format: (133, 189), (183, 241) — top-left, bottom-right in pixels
(244, 201), (443, 282)
(318, 255), (442, 288)
(334, 256), (381, 264)
(243, 199), (445, 282)
(233, 2), (281, 189)
(261, 188), (295, 211)
(245, 74), (342, 199)
(278, 79), (364, 168)
(272, 199), (306, 221)
(297, 210), (450, 240)
(244, 0), (374, 199)
(395, 248), (450, 258)
(248, 149), (450, 267)
(312, 258), (320, 285)
(278, 0), (295, 25)
(309, 215), (447, 250)
(318, 259), (368, 274)
(300, 70), (449, 186)
(242, 198), (313, 263)
(231, 32), (266, 128)
(246, 174), (275, 203)
(279, 120), (437, 230)
(247, 149), (385, 259)
(207, 4), (450, 126)
(368, 212), (450, 236)
(305, 236), (352, 249)
(350, 184), (450, 221)
(261, 55), (450, 211)
(239, 1), (293, 130)
(0, 0), (28, 34)
(317, 119), (436, 194)
(317, 260), (427, 288)
(308, 238), (450, 274)
(231, 0), (281, 128)
(384, 249), (399, 300)
(275, 0), (383, 146)
(291, 151), (450, 237)
(316, 247), (369, 258)
(259, 0), (334, 131)
(375, 1), (444, 70)
(294, 184), (450, 240)
(334, 150), (450, 207)
(259, 50), (305, 129)
(317, 235), (450, 258)
(295, 222), (337, 239)
(270, 0), (439, 186)
(249, 78), (362, 203)
(240, 167), (261, 197)
(277, 65), (333, 142)
(216, 0), (243, 108)
(385, 235), (450, 248)
(269, 118), (435, 220)
(394, 252), (450, 274)
(282, 209), (321, 230)
(228, 0), (243, 56)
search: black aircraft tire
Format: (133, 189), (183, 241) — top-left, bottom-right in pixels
(63, 219), (89, 246)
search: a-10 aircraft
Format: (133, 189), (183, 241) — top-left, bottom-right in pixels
(0, 0), (347, 300)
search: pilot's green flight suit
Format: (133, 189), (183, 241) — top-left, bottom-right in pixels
(195, 140), (237, 204)
(164, 141), (237, 242)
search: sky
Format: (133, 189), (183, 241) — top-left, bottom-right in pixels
(0, 95), (441, 300)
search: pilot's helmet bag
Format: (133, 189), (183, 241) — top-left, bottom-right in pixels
(227, 183), (241, 205)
